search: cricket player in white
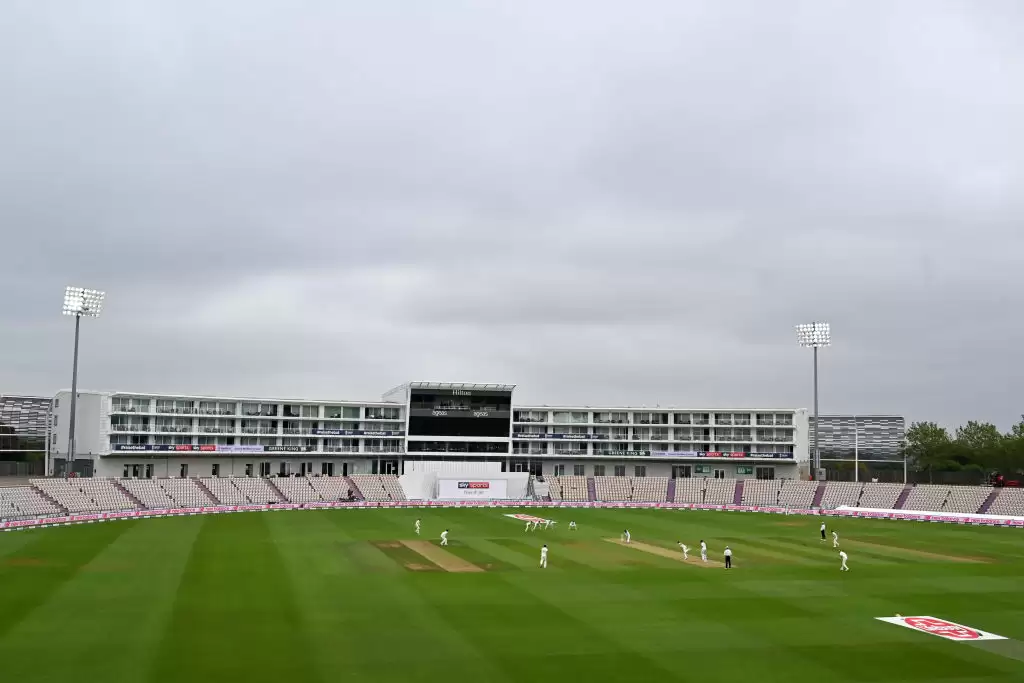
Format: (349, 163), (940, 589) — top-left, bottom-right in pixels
(700, 540), (708, 562)
(544, 519), (554, 529)
(540, 544), (548, 568)
(569, 521), (577, 530)
(678, 542), (689, 560)
(440, 529), (449, 546)
(839, 550), (849, 571)
(832, 530), (839, 548)
(525, 521), (532, 532)
(531, 520), (540, 531)
(622, 529), (631, 544)
(415, 519), (421, 535)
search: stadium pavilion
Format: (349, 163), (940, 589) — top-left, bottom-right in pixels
(49, 382), (810, 480)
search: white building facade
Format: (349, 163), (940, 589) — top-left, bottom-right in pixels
(49, 382), (810, 480)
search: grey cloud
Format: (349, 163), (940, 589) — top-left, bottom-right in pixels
(2, 0), (1022, 430)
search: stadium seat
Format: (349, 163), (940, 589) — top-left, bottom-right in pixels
(903, 484), (950, 512)
(858, 482), (905, 508)
(272, 476), (321, 503)
(703, 478), (737, 505)
(777, 480), (818, 508)
(349, 474), (407, 502)
(941, 486), (992, 514)
(547, 476), (589, 502)
(0, 485), (63, 518)
(31, 478), (136, 513)
(741, 479), (780, 506)
(307, 476), (354, 502)
(819, 482), (863, 509)
(986, 488), (1024, 516)
(199, 478), (249, 505)
(673, 478), (705, 504)
(159, 478), (217, 507)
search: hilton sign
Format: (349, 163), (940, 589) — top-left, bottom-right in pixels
(451, 389), (472, 396)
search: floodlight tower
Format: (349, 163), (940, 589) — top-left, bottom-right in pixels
(62, 287), (105, 476)
(795, 322), (830, 481)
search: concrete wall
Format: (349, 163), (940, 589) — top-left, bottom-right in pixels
(51, 390), (107, 474)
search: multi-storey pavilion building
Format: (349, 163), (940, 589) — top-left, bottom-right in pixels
(50, 382), (810, 480)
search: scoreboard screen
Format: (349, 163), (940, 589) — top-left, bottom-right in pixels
(407, 388), (512, 438)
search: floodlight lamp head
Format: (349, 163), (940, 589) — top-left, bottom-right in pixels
(795, 322), (831, 348)
(62, 286), (105, 317)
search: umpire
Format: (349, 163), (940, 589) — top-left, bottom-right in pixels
(724, 546), (733, 569)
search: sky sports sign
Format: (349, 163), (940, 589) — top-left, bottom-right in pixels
(112, 444), (315, 453)
(458, 481), (490, 489)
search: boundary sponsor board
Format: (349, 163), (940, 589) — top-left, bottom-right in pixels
(3, 501), (1023, 533)
(875, 616), (1007, 641)
(437, 478), (508, 500)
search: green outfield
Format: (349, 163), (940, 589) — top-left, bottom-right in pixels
(1, 508), (1023, 682)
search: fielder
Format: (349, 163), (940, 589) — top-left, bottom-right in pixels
(545, 519), (554, 529)
(569, 521), (577, 530)
(440, 529), (449, 546)
(832, 530), (839, 548)
(525, 521), (532, 532)
(678, 542), (689, 560)
(622, 529), (631, 544)
(531, 520), (540, 531)
(539, 544), (548, 569)
(415, 519), (421, 535)
(839, 550), (849, 571)
(700, 540), (708, 562)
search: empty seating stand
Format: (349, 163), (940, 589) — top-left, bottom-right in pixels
(272, 477), (322, 503)
(349, 474), (406, 502)
(858, 482), (905, 509)
(703, 478), (737, 505)
(673, 478), (705, 504)
(158, 478), (217, 507)
(819, 482), (863, 509)
(942, 486), (992, 514)
(307, 476), (354, 502)
(0, 486), (62, 519)
(631, 477), (669, 502)
(777, 480), (818, 508)
(31, 478), (136, 513)
(903, 484), (950, 512)
(987, 488), (1024, 516)
(741, 479), (780, 506)
(547, 476), (589, 502)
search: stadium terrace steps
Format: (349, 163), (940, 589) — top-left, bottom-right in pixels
(811, 482), (826, 507)
(893, 485), (913, 510)
(31, 485), (68, 514)
(265, 478), (287, 503)
(586, 478), (597, 501)
(666, 478), (676, 502)
(112, 480), (145, 508)
(193, 477), (218, 503)
(345, 476), (365, 501)
(978, 488), (1001, 514)
(733, 480), (744, 506)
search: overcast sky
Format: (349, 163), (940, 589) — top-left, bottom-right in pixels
(1, 0), (1021, 429)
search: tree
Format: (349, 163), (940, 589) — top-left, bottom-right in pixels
(903, 421), (954, 483)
